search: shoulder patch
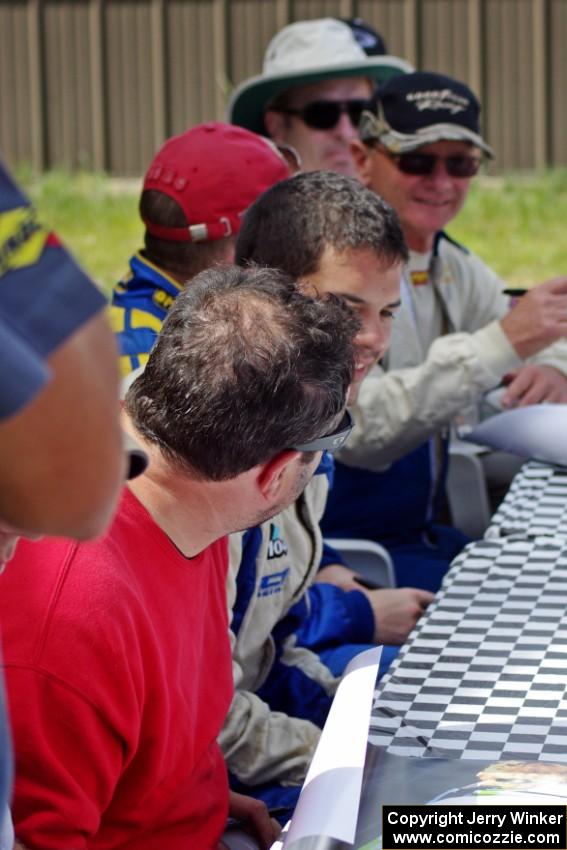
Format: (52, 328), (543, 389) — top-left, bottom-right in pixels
(258, 567), (290, 597)
(0, 206), (46, 277)
(152, 288), (176, 310)
(267, 524), (288, 560)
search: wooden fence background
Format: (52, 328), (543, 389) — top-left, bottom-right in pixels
(1, 0), (566, 175)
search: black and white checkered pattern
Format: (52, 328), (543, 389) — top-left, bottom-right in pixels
(487, 462), (567, 540)
(370, 535), (567, 761)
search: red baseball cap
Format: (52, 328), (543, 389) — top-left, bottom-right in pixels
(142, 122), (290, 243)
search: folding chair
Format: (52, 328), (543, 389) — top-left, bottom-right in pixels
(324, 537), (396, 588)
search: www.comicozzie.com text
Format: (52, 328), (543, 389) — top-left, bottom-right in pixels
(382, 805), (566, 849)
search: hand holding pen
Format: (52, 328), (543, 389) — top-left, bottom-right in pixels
(499, 276), (567, 360)
(502, 287), (527, 307)
(497, 280), (567, 407)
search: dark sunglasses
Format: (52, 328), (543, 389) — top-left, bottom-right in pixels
(381, 148), (481, 178)
(292, 409), (354, 454)
(280, 99), (371, 131)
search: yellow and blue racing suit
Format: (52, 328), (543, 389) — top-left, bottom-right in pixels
(109, 252), (182, 377)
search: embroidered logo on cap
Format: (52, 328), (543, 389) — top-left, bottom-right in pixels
(407, 88), (469, 115)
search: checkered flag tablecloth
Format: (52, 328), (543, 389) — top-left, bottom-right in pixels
(370, 535), (567, 761)
(486, 461), (567, 540)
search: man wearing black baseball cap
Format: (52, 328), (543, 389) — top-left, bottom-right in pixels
(321, 71), (567, 592)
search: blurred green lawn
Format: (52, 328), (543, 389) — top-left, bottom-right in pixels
(18, 167), (567, 297)
(18, 168), (140, 297)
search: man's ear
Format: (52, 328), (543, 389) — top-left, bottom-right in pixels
(264, 110), (287, 143)
(256, 450), (301, 500)
(351, 139), (372, 186)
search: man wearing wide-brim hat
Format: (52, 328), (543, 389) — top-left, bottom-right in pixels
(228, 17), (412, 177)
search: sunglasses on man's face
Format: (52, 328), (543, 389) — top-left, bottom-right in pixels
(292, 409), (354, 454)
(281, 99), (371, 131)
(380, 148), (481, 178)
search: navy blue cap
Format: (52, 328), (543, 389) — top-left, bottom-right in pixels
(360, 71), (493, 157)
(340, 17), (388, 56)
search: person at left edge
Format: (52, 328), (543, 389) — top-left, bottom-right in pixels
(0, 159), (129, 850)
(0, 161), (125, 539)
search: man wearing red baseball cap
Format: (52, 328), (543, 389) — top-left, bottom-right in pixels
(110, 122), (290, 377)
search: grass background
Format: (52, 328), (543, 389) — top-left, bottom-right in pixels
(17, 166), (567, 296)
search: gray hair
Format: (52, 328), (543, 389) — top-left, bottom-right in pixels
(125, 264), (358, 480)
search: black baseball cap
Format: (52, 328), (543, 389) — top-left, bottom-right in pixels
(340, 17), (388, 56)
(359, 71), (493, 157)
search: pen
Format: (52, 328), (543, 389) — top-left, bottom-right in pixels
(226, 805), (291, 829)
(353, 575), (383, 590)
(502, 288), (527, 296)
(267, 806), (292, 817)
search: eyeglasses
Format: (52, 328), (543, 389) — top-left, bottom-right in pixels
(280, 99), (371, 131)
(379, 148), (481, 178)
(292, 409), (354, 454)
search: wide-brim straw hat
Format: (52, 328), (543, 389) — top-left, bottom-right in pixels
(228, 18), (413, 135)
